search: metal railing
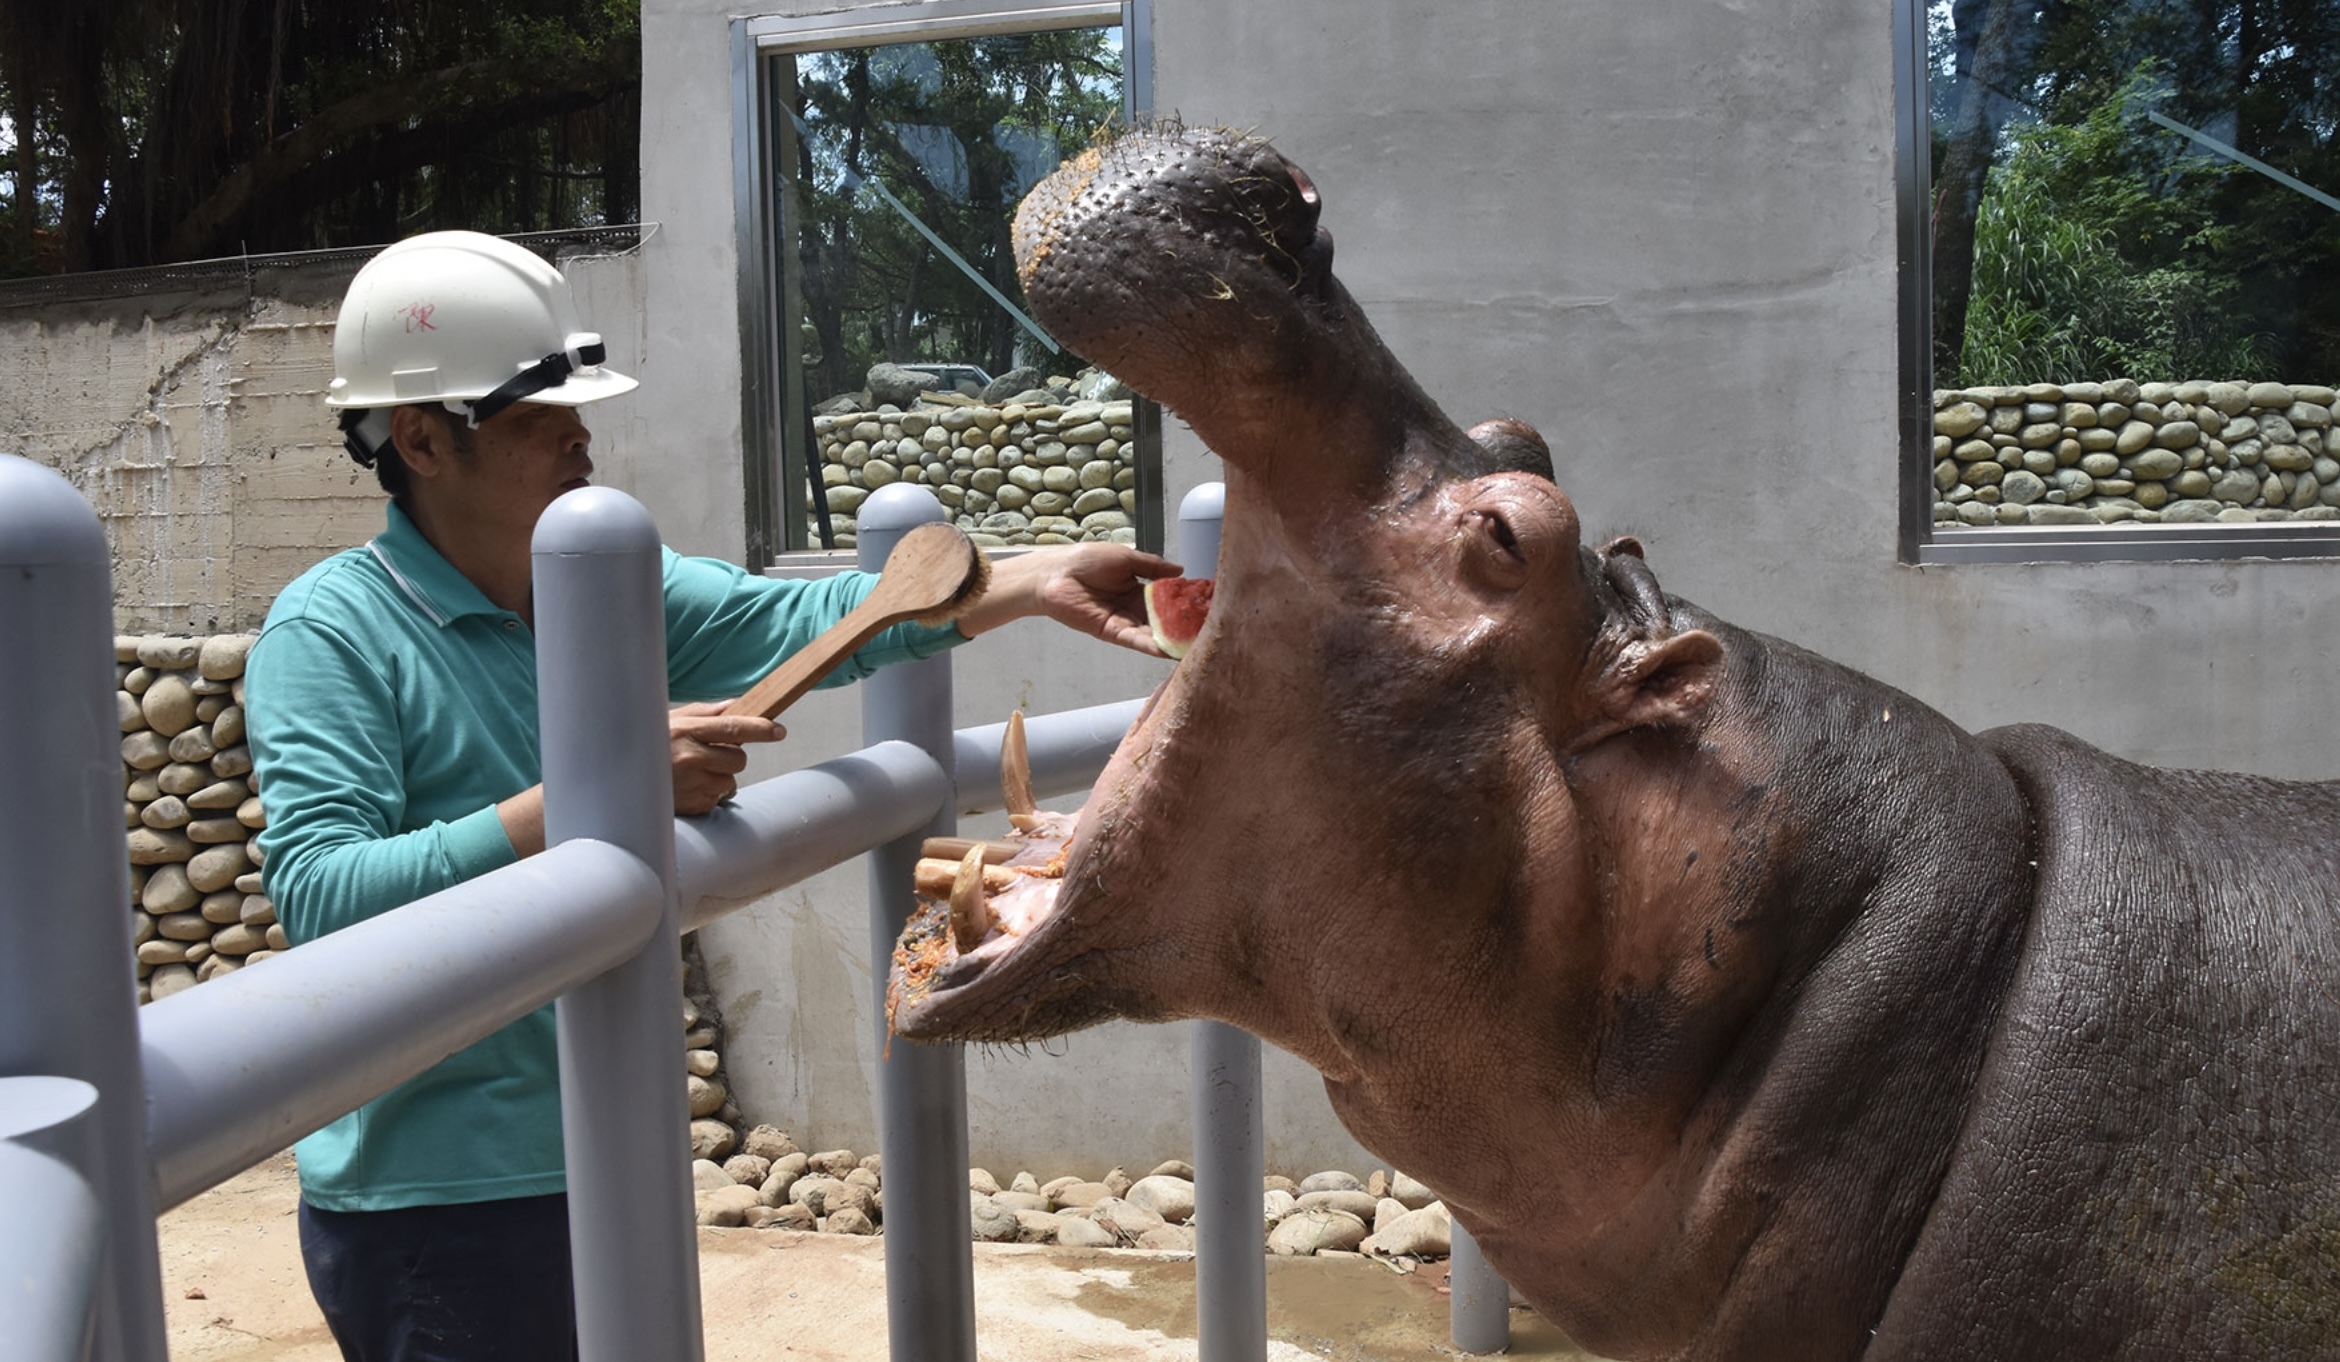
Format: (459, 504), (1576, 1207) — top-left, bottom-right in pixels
(0, 454), (1507, 1361)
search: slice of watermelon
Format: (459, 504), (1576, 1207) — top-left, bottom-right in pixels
(1143, 577), (1214, 660)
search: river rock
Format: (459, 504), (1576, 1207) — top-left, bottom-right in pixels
(140, 674), (199, 737)
(198, 636), (252, 680)
(1089, 1198), (1166, 1244)
(148, 962), (196, 1000)
(970, 1195), (1022, 1242)
(136, 637), (202, 669)
(697, 1184), (764, 1227)
(824, 1206), (877, 1235)
(1055, 1216), (1117, 1248)
(2248, 381), (2294, 408)
(142, 864), (199, 914)
(1298, 1188), (1382, 1220)
(1933, 402), (1988, 437)
(689, 1120), (737, 1161)
(186, 845), (250, 893)
(1053, 1180), (1114, 1210)
(1362, 1201), (1453, 1258)
(787, 1175), (851, 1216)
(1126, 1175), (1197, 1224)
(1269, 1208), (1369, 1256)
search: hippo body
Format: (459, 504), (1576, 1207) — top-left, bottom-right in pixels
(887, 124), (2340, 1358)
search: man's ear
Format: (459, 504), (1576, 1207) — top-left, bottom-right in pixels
(388, 405), (456, 480)
(1573, 628), (1723, 748)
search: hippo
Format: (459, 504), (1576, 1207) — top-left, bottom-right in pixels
(887, 123), (2340, 1360)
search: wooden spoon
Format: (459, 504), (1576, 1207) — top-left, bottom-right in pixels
(720, 521), (988, 721)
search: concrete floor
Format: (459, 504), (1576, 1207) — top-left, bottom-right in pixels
(156, 1153), (1611, 1361)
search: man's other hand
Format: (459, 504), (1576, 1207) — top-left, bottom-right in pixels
(670, 701), (787, 815)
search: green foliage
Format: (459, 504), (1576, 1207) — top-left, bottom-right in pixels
(1956, 66), (2270, 386)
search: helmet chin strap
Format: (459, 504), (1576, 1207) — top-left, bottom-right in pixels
(340, 333), (609, 461)
(463, 336), (608, 428)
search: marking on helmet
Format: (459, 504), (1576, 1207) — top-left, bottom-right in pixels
(398, 301), (437, 332)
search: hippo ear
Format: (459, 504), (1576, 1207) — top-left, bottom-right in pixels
(1573, 629), (1724, 748)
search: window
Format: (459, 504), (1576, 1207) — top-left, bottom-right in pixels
(735, 0), (1159, 564)
(1899, 0), (2340, 561)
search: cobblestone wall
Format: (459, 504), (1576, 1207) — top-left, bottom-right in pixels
(814, 396), (1139, 548)
(1933, 379), (2340, 526)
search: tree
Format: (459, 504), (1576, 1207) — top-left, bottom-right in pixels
(0, 0), (639, 276)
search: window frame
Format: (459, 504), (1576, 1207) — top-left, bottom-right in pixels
(1893, 0), (2340, 565)
(730, 0), (1157, 573)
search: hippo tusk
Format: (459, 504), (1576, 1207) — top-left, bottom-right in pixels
(1002, 709), (1037, 817)
(921, 836), (1022, 865)
(949, 844), (992, 951)
(916, 857), (1019, 897)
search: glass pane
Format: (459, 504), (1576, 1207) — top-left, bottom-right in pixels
(1927, 0), (2340, 530)
(769, 27), (1150, 552)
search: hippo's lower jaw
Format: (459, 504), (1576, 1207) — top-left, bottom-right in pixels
(886, 704), (1180, 1043)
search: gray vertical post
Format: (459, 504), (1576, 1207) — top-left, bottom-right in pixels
(1450, 1221), (1511, 1353)
(1178, 483), (1267, 1362)
(859, 484), (976, 1362)
(0, 454), (169, 1362)
(1, 1076), (106, 1361)
(533, 487), (704, 1362)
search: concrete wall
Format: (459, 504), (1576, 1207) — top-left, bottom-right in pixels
(0, 247), (652, 634)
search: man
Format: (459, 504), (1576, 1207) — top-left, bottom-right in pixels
(245, 231), (1176, 1361)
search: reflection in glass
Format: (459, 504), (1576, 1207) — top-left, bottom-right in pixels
(769, 29), (1149, 551)
(1927, 0), (2340, 529)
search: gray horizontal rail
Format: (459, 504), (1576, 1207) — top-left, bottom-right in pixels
(0, 1076), (103, 1362)
(675, 701), (1144, 933)
(676, 741), (951, 932)
(952, 698), (1147, 815)
(140, 839), (664, 1211)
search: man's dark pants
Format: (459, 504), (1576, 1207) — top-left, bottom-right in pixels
(298, 1192), (578, 1362)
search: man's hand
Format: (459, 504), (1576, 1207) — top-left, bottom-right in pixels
(669, 701), (788, 815)
(955, 544), (1184, 655)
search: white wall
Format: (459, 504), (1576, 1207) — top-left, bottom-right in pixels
(630, 0), (2340, 1175)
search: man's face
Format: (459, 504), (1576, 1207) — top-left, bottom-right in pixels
(410, 400), (594, 537)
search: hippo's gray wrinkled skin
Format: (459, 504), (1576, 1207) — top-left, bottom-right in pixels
(888, 124), (2340, 1360)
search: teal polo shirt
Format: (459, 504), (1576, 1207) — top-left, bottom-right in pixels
(247, 502), (964, 1211)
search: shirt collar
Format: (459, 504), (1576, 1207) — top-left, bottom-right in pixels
(366, 502), (516, 627)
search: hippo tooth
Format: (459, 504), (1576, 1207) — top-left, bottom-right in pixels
(915, 857), (1017, 897)
(921, 836), (1021, 865)
(1001, 710), (1037, 817)
(949, 845), (992, 952)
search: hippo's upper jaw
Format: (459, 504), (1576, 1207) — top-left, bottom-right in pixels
(1013, 124), (1493, 501)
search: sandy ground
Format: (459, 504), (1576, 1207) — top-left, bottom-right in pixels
(157, 1154), (1609, 1361)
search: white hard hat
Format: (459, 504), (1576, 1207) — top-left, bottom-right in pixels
(328, 231), (636, 439)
